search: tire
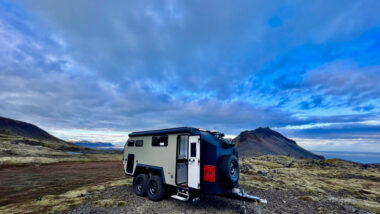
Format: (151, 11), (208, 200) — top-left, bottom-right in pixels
(146, 175), (166, 201)
(219, 155), (239, 188)
(133, 174), (149, 196)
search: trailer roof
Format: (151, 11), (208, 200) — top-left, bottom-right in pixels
(128, 127), (202, 137)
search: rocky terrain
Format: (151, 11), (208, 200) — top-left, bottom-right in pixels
(0, 155), (379, 214)
(233, 127), (324, 159)
(239, 155), (380, 213)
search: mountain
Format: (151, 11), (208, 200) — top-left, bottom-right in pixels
(0, 116), (90, 153)
(233, 127), (324, 159)
(0, 116), (61, 141)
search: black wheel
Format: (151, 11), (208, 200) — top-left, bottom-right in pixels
(133, 174), (149, 196)
(219, 155), (239, 188)
(191, 196), (200, 205)
(146, 175), (166, 201)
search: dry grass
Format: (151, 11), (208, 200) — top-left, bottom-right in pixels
(93, 199), (127, 208)
(240, 155), (380, 213)
(0, 133), (86, 155)
(0, 178), (132, 214)
(0, 133), (122, 167)
(0, 140), (67, 157)
(0, 153), (122, 167)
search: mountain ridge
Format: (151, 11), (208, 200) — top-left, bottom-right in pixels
(0, 116), (90, 152)
(233, 127), (324, 159)
(0, 116), (61, 142)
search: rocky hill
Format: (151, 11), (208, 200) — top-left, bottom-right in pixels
(233, 127), (324, 159)
(0, 116), (90, 156)
(0, 116), (64, 141)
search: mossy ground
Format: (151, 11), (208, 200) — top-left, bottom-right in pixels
(240, 155), (380, 213)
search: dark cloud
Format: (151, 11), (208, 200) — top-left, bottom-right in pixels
(0, 0), (379, 149)
(15, 0), (380, 97)
(299, 95), (323, 110)
(280, 123), (380, 140)
(353, 105), (375, 112)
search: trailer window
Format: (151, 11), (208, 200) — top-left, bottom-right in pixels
(127, 139), (134, 147)
(177, 135), (188, 159)
(136, 140), (143, 147)
(152, 135), (168, 147)
(190, 142), (197, 157)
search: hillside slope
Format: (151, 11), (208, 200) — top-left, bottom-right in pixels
(0, 116), (90, 155)
(0, 116), (61, 141)
(233, 127), (323, 159)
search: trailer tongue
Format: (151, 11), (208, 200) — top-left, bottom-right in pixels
(225, 188), (267, 214)
(228, 188), (267, 203)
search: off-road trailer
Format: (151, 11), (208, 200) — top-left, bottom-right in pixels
(123, 127), (267, 213)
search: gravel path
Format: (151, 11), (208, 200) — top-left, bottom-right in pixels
(67, 185), (371, 214)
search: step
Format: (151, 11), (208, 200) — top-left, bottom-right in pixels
(171, 194), (189, 201)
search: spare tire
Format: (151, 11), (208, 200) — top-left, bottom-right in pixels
(219, 155), (239, 188)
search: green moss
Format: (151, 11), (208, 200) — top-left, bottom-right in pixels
(240, 155), (380, 212)
(317, 207), (329, 214)
(299, 195), (319, 202)
(118, 201), (126, 207)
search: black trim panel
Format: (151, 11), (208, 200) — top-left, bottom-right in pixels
(129, 127), (197, 137)
(126, 154), (135, 174)
(134, 164), (166, 184)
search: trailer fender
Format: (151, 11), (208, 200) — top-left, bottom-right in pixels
(134, 164), (166, 184)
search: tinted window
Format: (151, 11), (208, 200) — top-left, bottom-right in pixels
(127, 139), (134, 147)
(177, 135), (188, 159)
(136, 140), (143, 147)
(152, 135), (168, 147)
(190, 142), (196, 157)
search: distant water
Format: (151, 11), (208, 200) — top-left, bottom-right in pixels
(312, 151), (380, 164)
(65, 151), (82, 155)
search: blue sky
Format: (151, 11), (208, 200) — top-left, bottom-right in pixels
(0, 0), (379, 151)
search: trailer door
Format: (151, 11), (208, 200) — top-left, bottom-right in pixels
(188, 135), (200, 189)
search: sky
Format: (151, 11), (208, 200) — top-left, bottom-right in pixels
(0, 0), (379, 151)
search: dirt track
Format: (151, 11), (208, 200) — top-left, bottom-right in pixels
(0, 161), (124, 206)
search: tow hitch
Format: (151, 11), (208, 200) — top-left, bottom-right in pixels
(226, 188), (267, 214)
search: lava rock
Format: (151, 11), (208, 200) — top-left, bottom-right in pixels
(257, 170), (269, 176)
